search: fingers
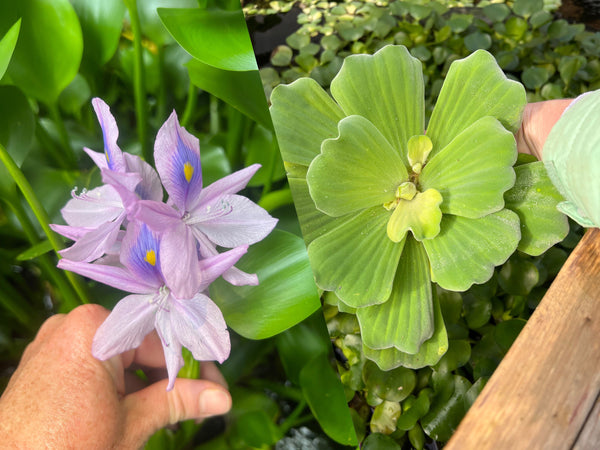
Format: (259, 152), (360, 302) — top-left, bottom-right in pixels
(122, 378), (232, 446)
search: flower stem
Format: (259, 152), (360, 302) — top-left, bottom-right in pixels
(278, 399), (308, 436)
(0, 143), (89, 306)
(180, 82), (197, 129)
(124, 0), (150, 164)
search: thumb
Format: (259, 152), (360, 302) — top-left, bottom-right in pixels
(122, 378), (231, 445)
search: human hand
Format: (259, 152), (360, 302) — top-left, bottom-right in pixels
(516, 99), (573, 160)
(0, 304), (232, 449)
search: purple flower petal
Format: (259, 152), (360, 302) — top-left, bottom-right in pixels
(92, 294), (158, 360)
(92, 98), (126, 172)
(192, 194), (278, 248)
(83, 148), (108, 170)
(58, 259), (158, 294)
(101, 169), (142, 217)
(154, 111), (203, 212)
(197, 245), (248, 292)
(120, 221), (163, 286)
(190, 164), (260, 210)
(123, 153), (163, 201)
(61, 185), (123, 228)
(160, 222), (201, 299)
(134, 199), (181, 233)
(58, 215), (124, 262)
(155, 305), (185, 391)
(170, 294), (230, 364)
(50, 223), (92, 241)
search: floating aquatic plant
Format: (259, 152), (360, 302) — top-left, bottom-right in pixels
(271, 45), (568, 370)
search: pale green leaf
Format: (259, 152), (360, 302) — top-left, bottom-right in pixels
(363, 292), (448, 370)
(427, 50), (526, 158)
(270, 77), (345, 166)
(422, 209), (520, 291)
(307, 115), (407, 217)
(210, 230), (320, 339)
(543, 89), (600, 227)
(308, 206), (404, 307)
(387, 189), (443, 242)
(421, 116), (517, 219)
(356, 237), (434, 353)
(505, 161), (569, 255)
(330, 45), (424, 166)
(0, 19), (20, 81)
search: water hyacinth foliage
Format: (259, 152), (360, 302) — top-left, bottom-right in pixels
(271, 45), (569, 370)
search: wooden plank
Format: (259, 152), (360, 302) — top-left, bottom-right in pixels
(573, 393), (600, 449)
(445, 228), (600, 449)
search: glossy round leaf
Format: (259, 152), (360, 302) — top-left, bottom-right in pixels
(270, 77), (345, 166)
(497, 256), (539, 296)
(210, 230), (320, 339)
(362, 360), (416, 402)
(308, 207), (404, 307)
(427, 50), (526, 157)
(0, 0), (83, 104)
(330, 45), (424, 166)
(423, 210), (520, 292)
(421, 116), (517, 219)
(396, 389), (431, 431)
(357, 238), (434, 353)
(494, 318), (526, 353)
(307, 115), (407, 217)
(505, 161), (569, 255)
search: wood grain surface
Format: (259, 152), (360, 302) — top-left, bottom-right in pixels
(445, 228), (600, 449)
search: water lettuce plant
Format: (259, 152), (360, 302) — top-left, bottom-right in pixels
(271, 44), (568, 370)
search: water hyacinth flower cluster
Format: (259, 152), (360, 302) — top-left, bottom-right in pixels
(53, 98), (277, 390)
(271, 45), (568, 370)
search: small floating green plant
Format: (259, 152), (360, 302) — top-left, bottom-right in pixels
(271, 45), (568, 370)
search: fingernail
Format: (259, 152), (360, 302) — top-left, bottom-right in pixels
(199, 389), (231, 416)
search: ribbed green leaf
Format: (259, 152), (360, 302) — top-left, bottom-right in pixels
(307, 115), (407, 217)
(543, 89), (600, 227)
(357, 238), (434, 353)
(271, 77), (345, 166)
(422, 209), (520, 291)
(363, 293), (448, 370)
(330, 45), (424, 166)
(210, 230), (320, 339)
(308, 206), (404, 307)
(426, 50), (526, 158)
(505, 161), (568, 255)
(421, 116), (517, 219)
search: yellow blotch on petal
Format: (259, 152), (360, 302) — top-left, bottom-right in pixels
(144, 249), (156, 266)
(184, 161), (194, 183)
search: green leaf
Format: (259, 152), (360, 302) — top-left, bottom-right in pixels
(270, 77), (345, 166)
(307, 115), (407, 217)
(244, 125), (285, 187)
(427, 50), (526, 157)
(16, 240), (53, 261)
(210, 230), (320, 339)
(387, 189), (443, 243)
(433, 339), (471, 373)
(362, 432), (402, 449)
(505, 161), (569, 255)
(363, 292), (448, 370)
(558, 55), (586, 86)
(396, 389), (431, 431)
(300, 354), (359, 446)
(362, 360), (417, 402)
(512, 0), (543, 18)
(521, 66), (550, 90)
(370, 400), (401, 434)
(330, 45), (424, 167)
(497, 256), (539, 296)
(357, 238), (434, 353)
(494, 318), (526, 352)
(70, 0), (125, 70)
(464, 31), (492, 51)
(0, 0), (83, 104)
(421, 116), (517, 219)
(0, 19), (20, 81)
(231, 410), (281, 447)
(158, 7), (257, 71)
(0, 86), (35, 193)
(421, 375), (471, 442)
(308, 207), (404, 307)
(136, 0), (197, 46)
(483, 4), (510, 22)
(270, 45), (293, 66)
(187, 58), (272, 129)
(422, 209), (520, 292)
